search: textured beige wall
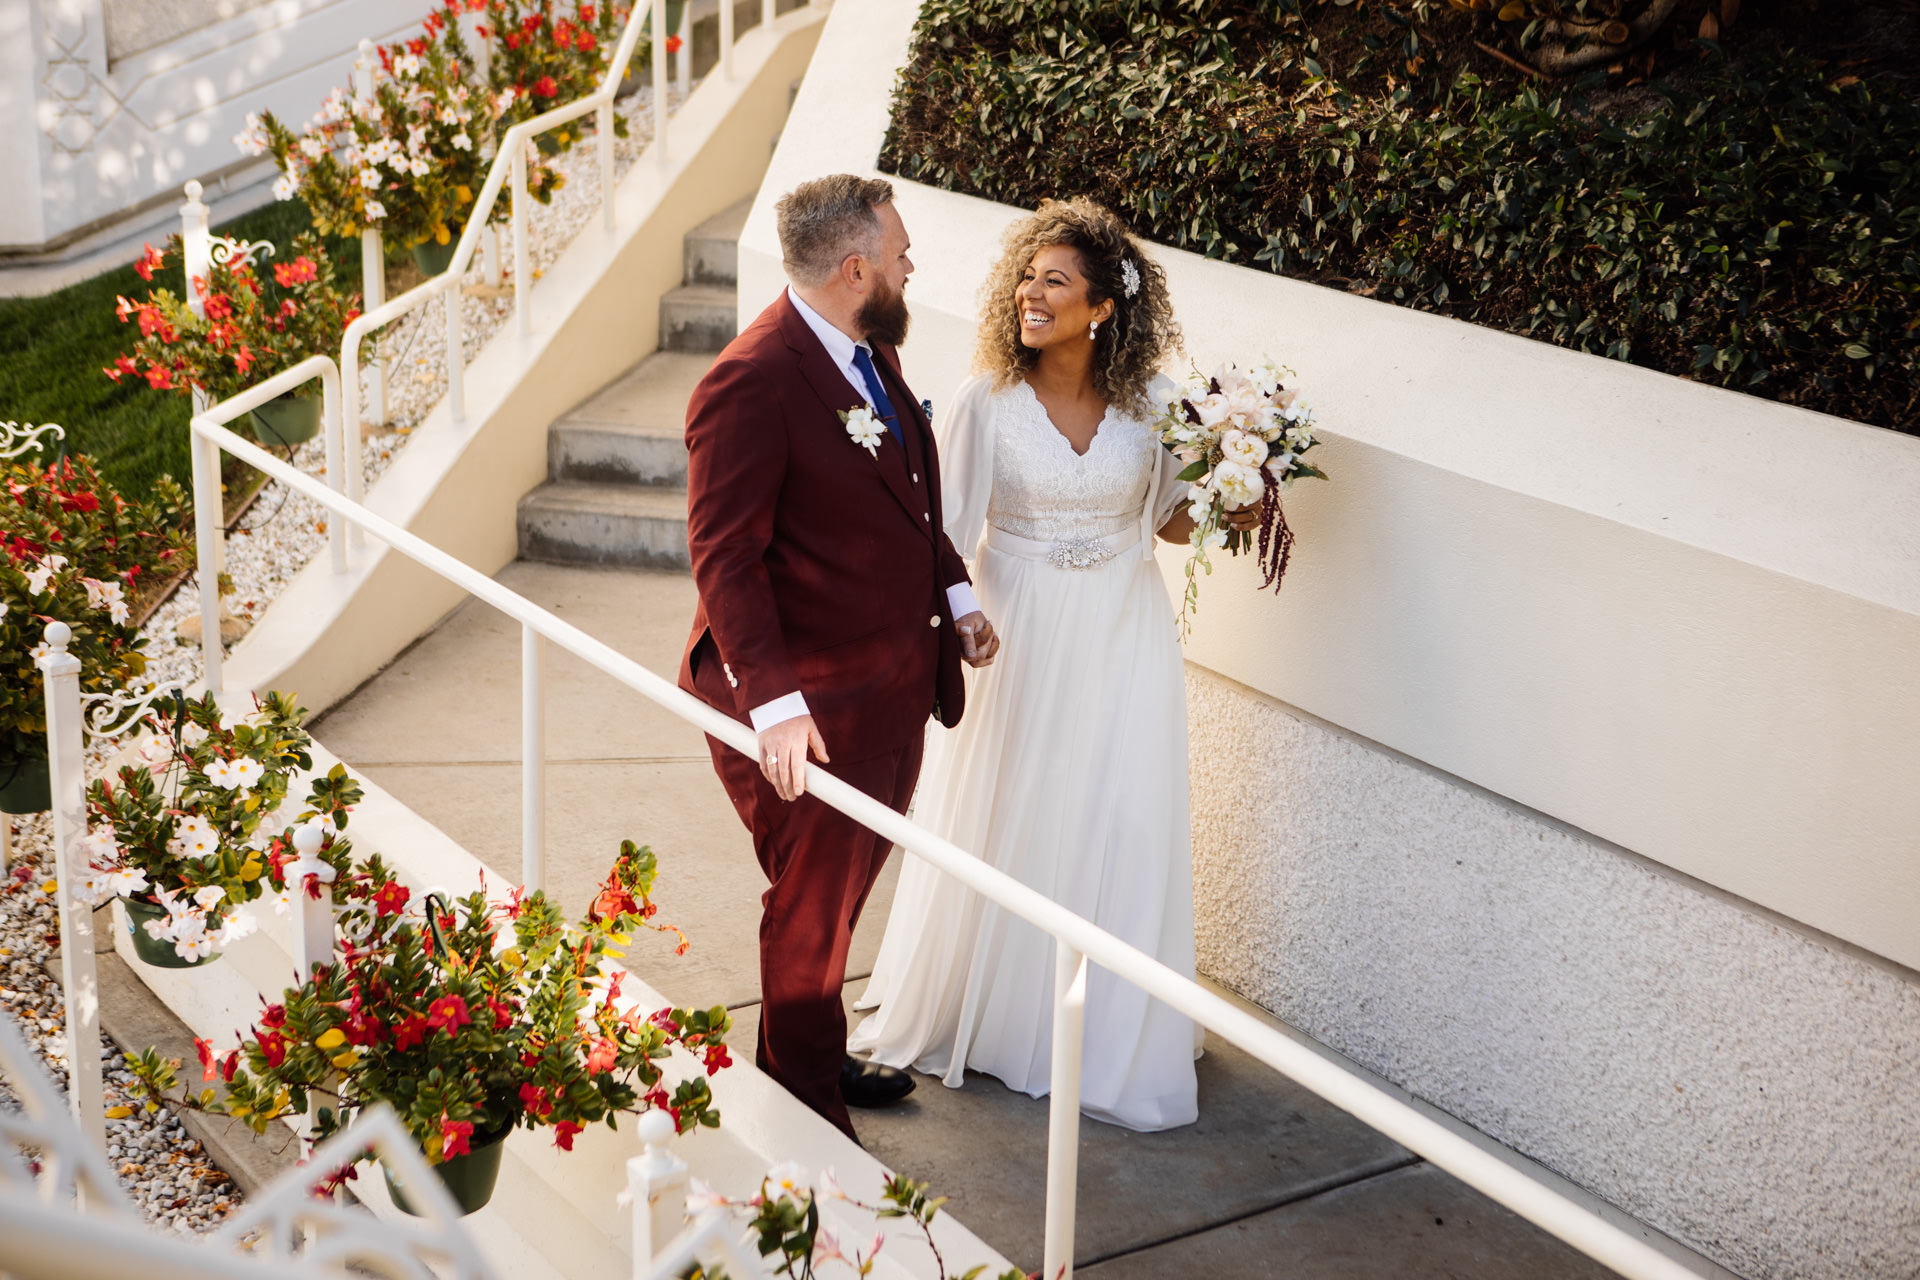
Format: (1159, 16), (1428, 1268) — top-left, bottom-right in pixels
(1188, 666), (1920, 1280)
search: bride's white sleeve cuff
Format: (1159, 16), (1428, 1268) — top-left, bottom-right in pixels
(946, 582), (982, 620)
(748, 691), (811, 733)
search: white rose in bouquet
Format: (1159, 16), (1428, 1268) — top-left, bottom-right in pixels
(1219, 429), (1269, 470)
(1213, 460), (1266, 511)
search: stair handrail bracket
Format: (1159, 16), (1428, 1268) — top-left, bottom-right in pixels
(183, 395), (1704, 1280)
(337, 0), (679, 517)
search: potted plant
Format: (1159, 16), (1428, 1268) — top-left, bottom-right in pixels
(239, 16), (495, 276)
(129, 840), (732, 1216)
(107, 235), (363, 446)
(73, 690), (360, 967)
(0, 449), (189, 812)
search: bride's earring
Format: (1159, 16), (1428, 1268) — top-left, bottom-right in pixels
(1089, 319), (1100, 340)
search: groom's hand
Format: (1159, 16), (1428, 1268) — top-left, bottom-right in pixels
(758, 714), (829, 802)
(956, 611), (999, 668)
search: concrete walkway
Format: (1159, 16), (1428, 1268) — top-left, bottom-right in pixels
(311, 560), (1623, 1278)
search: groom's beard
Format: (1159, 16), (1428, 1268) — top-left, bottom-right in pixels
(857, 278), (911, 348)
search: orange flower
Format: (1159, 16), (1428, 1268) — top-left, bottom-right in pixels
(133, 243), (165, 281)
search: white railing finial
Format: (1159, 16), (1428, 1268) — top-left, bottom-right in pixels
(627, 1109), (689, 1275)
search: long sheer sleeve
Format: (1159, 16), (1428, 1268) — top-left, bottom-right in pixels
(1138, 374), (1187, 556)
(937, 374), (998, 565)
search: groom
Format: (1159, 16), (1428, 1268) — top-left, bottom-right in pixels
(678, 175), (999, 1140)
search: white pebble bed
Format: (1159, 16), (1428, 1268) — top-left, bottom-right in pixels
(2, 82), (685, 1232)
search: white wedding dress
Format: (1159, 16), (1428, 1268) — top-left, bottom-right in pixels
(849, 374), (1201, 1132)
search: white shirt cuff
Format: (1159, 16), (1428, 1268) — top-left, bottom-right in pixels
(946, 582), (981, 621)
(748, 691), (811, 734)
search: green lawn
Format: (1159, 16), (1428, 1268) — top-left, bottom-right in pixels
(0, 200), (364, 498)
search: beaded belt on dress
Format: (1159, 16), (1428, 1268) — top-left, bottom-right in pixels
(986, 523), (1142, 569)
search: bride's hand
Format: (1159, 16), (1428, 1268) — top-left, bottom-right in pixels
(1223, 505), (1261, 533)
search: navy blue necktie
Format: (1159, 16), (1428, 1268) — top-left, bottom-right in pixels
(850, 345), (903, 447)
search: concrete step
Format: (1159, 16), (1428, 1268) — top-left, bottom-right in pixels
(549, 350), (710, 485)
(660, 283), (738, 353)
(684, 196), (752, 286)
(517, 481), (688, 570)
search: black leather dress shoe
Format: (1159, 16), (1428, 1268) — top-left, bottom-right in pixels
(841, 1054), (916, 1108)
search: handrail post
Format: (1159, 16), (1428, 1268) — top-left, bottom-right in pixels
(652, 0), (669, 168)
(38, 622), (105, 1158)
(1042, 947), (1088, 1280)
(512, 143), (531, 336)
(190, 426), (225, 695)
(522, 623), (546, 893)
(446, 281), (466, 424)
(761, 0), (775, 33)
(355, 40), (387, 431)
(675, 0), (691, 98)
(720, 0), (735, 78)
(627, 1111), (688, 1276)
(323, 360), (345, 574)
(598, 100), (616, 234)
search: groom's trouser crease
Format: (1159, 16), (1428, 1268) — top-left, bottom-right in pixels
(706, 726), (925, 1140)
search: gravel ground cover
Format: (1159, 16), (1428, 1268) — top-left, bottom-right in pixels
(1, 82), (683, 1234)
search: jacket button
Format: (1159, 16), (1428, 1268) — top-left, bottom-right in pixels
(923, 512), (930, 522)
(913, 472), (920, 483)
(929, 615), (940, 628)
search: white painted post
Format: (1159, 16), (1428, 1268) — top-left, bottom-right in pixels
(652, 0), (669, 168)
(179, 184), (241, 592)
(598, 101), (616, 234)
(522, 624), (546, 893)
(675, 1), (691, 98)
(446, 282), (465, 424)
(322, 363), (345, 575)
(286, 822), (335, 980)
(512, 143), (531, 336)
(627, 1110), (689, 1275)
(482, 223), (503, 287)
(720, 0), (735, 78)
(191, 428), (225, 695)
(1042, 948), (1088, 1280)
(354, 40), (387, 430)
(762, 0), (776, 33)
(37, 623), (104, 1157)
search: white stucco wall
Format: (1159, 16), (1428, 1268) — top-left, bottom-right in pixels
(738, 3), (1920, 1277)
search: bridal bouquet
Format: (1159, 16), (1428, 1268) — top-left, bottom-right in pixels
(1154, 357), (1326, 632)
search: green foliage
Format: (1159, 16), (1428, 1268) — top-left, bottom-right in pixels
(883, 1), (1919, 431)
(0, 199), (362, 499)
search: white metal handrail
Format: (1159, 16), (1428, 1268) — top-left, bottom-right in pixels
(176, 373), (1704, 1280)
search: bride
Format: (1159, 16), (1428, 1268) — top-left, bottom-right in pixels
(850, 198), (1247, 1131)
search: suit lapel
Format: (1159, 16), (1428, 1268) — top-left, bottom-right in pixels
(779, 301), (931, 543)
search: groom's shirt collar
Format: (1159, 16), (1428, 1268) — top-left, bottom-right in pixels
(787, 285), (879, 411)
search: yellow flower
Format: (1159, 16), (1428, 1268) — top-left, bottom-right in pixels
(240, 858), (263, 881)
(456, 184), (472, 204)
(331, 1049), (359, 1069)
(315, 1028), (347, 1050)
(433, 223), (450, 245)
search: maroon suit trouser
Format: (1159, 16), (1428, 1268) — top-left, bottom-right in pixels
(705, 727), (925, 1139)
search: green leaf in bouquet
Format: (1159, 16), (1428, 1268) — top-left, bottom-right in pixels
(1175, 459), (1210, 482)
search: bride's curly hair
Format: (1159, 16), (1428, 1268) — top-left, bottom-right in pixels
(975, 198), (1181, 417)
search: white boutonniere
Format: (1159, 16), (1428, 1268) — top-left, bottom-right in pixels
(840, 405), (884, 458)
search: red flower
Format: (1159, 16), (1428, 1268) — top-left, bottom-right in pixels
(207, 322), (237, 348)
(647, 1008), (680, 1034)
(258, 1031), (287, 1069)
(503, 30), (520, 49)
(532, 75), (558, 98)
(441, 1117), (474, 1159)
(554, 19), (574, 49)
(372, 880), (409, 917)
(272, 256), (318, 287)
(233, 345), (255, 374)
(259, 1003), (287, 1030)
(144, 364), (174, 390)
(342, 1010), (385, 1046)
(406, 37), (427, 56)
(103, 356), (137, 382)
(584, 1036), (618, 1076)
(59, 491), (99, 514)
(703, 1043), (732, 1074)
(666, 35), (683, 54)
(195, 1036), (216, 1082)
(518, 1082), (553, 1117)
(477, 24), (492, 38)
(220, 1050), (240, 1083)
(114, 295), (135, 322)
(392, 1013), (429, 1051)
(580, 5), (596, 23)
(204, 293), (234, 320)
(134, 243), (165, 281)
(486, 996), (515, 1030)
(426, 995), (472, 1034)
(553, 1120), (583, 1151)
(577, 31), (595, 52)
(279, 298), (299, 318)
(522, 13), (542, 32)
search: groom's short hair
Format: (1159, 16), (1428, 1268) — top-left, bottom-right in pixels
(777, 175), (895, 288)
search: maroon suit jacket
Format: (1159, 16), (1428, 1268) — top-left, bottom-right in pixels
(678, 291), (971, 761)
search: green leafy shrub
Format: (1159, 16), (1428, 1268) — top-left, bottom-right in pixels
(882, 1), (1919, 431)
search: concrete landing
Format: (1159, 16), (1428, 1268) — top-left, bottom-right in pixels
(309, 558), (1630, 1278)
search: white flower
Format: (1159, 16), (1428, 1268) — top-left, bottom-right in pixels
(1213, 460), (1265, 511)
(365, 200), (387, 222)
(451, 132), (473, 151)
(230, 757), (265, 789)
(396, 53), (422, 77)
(173, 929), (217, 962)
(106, 866), (149, 898)
(142, 912), (180, 943)
(1190, 393), (1231, 429)
(409, 157), (432, 178)
(82, 578), (126, 621)
(298, 135), (327, 159)
(1265, 454), (1296, 481)
(29, 641), (51, 664)
(174, 813), (218, 857)
(811, 1227), (848, 1268)
(841, 407), (884, 458)
(685, 1178), (728, 1213)
(233, 112), (267, 155)
(1193, 523), (1228, 551)
(817, 1167), (848, 1201)
(179, 721), (209, 748)
(214, 908), (258, 946)
(765, 1161), (811, 1199)
(358, 167), (382, 190)
(192, 885), (227, 910)
(1218, 429), (1269, 470)
(25, 553), (67, 595)
(72, 871), (116, 907)
(272, 173), (298, 202)
(267, 887), (295, 917)
(1250, 356), (1286, 397)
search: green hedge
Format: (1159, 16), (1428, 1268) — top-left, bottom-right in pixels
(881, 1), (1919, 432)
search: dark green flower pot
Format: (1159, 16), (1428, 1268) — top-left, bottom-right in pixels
(384, 1128), (507, 1217)
(124, 897), (220, 969)
(249, 392), (322, 448)
(0, 753), (50, 814)
(411, 238), (459, 277)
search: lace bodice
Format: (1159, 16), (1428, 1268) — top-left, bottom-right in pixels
(986, 382), (1158, 544)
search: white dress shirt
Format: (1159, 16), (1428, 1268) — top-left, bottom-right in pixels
(746, 289), (980, 733)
